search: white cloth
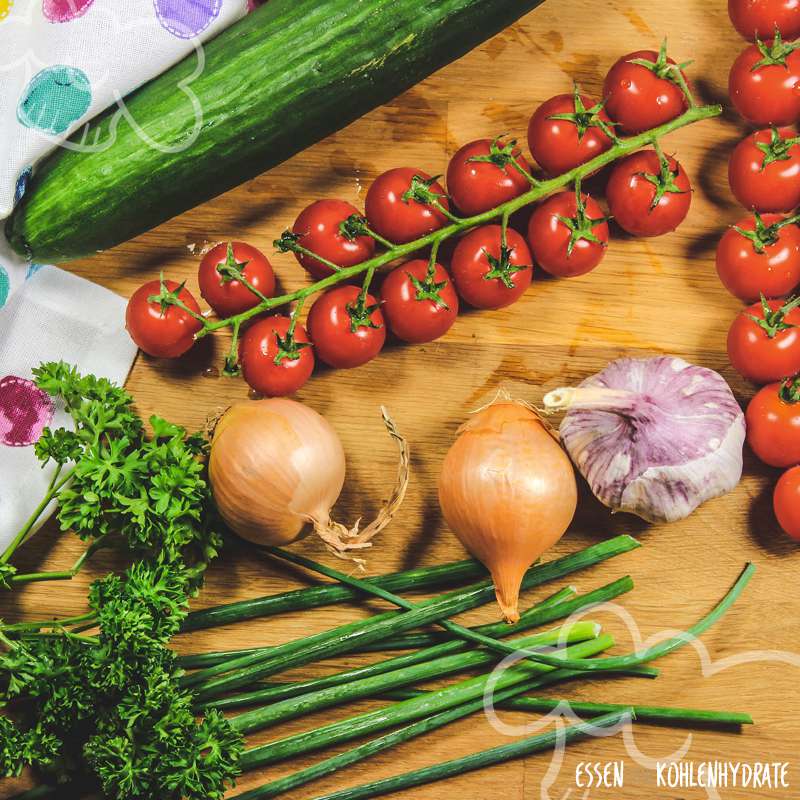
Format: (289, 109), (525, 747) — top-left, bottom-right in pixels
(0, 0), (249, 300)
(0, 265), (137, 548)
(0, 1), (250, 547)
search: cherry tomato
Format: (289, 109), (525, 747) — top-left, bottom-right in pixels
(729, 34), (800, 126)
(126, 279), (202, 358)
(605, 149), (692, 237)
(716, 212), (800, 302)
(774, 465), (800, 540)
(365, 168), (450, 244)
(602, 45), (689, 134)
(239, 315), (314, 396)
(306, 285), (386, 369)
(527, 89), (613, 176)
(526, 190), (609, 277)
(728, 127), (800, 212)
(727, 295), (800, 382)
(446, 138), (531, 216)
(746, 377), (800, 466)
(198, 241), (275, 317)
(729, 0), (800, 42)
(451, 225), (533, 310)
(291, 199), (376, 280)
(380, 259), (459, 343)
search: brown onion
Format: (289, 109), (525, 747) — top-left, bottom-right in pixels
(438, 398), (577, 622)
(210, 399), (408, 560)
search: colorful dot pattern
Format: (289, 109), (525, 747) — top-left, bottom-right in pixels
(0, 266), (8, 309)
(155, 0), (223, 39)
(42, 0), (94, 23)
(17, 65), (92, 135)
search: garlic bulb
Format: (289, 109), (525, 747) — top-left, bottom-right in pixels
(543, 356), (745, 523)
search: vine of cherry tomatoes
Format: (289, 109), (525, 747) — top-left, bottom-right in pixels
(722, 0), (800, 542)
(126, 45), (698, 399)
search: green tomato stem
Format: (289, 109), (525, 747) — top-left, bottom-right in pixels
(194, 103), (720, 341)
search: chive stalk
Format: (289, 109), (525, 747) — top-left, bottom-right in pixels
(201, 577), (631, 712)
(184, 536), (640, 699)
(181, 556), (488, 632)
(237, 634), (615, 769)
(228, 621), (599, 733)
(305, 710), (632, 800)
(178, 585), (577, 671)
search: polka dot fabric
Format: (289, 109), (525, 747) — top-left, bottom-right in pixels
(0, 0), (249, 304)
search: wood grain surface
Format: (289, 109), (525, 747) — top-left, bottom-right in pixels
(3, 1), (800, 798)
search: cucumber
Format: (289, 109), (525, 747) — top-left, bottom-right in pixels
(6, 0), (545, 263)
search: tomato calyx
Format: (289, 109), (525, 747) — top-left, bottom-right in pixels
(273, 328), (311, 366)
(401, 174), (450, 212)
(546, 84), (618, 143)
(339, 213), (370, 241)
(557, 184), (610, 256)
(756, 127), (800, 169)
(779, 376), (800, 403)
(466, 135), (538, 184)
(482, 245), (529, 289)
(346, 282), (383, 334)
(408, 262), (451, 310)
(216, 242), (251, 285)
(638, 146), (689, 210)
(732, 212), (798, 253)
(747, 293), (800, 337)
(628, 38), (693, 93)
(146, 273), (201, 324)
(274, 230), (303, 254)
(751, 27), (800, 71)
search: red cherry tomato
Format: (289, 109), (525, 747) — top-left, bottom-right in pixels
(605, 149), (692, 237)
(198, 241), (275, 317)
(239, 315), (314, 396)
(728, 127), (800, 212)
(729, 35), (800, 126)
(774, 465), (800, 540)
(365, 168), (450, 244)
(291, 199), (376, 280)
(716, 213), (800, 302)
(380, 259), (459, 343)
(446, 138), (531, 217)
(602, 45), (689, 135)
(451, 225), (533, 310)
(306, 285), (386, 369)
(727, 296), (800, 382)
(527, 190), (609, 277)
(746, 377), (800, 466)
(729, 0), (800, 42)
(527, 90), (613, 176)
(126, 279), (202, 358)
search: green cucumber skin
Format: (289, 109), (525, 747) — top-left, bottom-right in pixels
(6, 0), (545, 262)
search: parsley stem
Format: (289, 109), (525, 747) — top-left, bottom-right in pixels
(1, 467), (74, 564)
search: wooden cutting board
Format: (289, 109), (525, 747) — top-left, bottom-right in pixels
(3, 1), (799, 798)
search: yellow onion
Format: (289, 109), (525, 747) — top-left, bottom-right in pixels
(210, 399), (408, 559)
(438, 399), (578, 623)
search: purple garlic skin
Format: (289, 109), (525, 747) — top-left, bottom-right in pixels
(557, 356), (746, 523)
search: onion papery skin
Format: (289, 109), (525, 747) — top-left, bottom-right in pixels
(209, 399), (346, 546)
(555, 357), (745, 523)
(438, 401), (578, 623)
